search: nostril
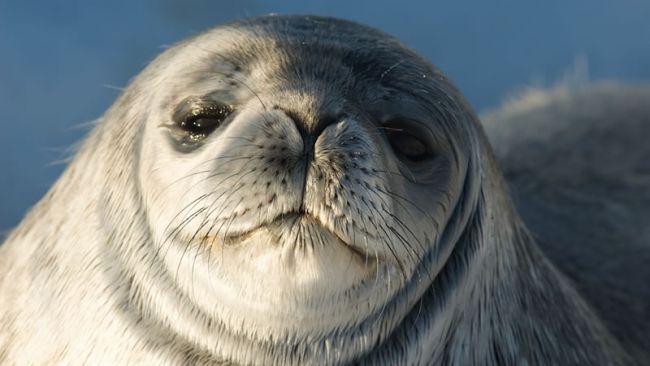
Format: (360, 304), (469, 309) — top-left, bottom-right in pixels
(278, 107), (343, 140)
(313, 114), (342, 137)
(281, 109), (309, 140)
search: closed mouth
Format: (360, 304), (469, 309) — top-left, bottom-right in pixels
(219, 211), (377, 260)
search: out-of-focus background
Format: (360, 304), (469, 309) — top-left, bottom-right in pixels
(1, 0), (649, 232)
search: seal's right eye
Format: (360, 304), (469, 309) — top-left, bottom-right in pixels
(170, 97), (233, 144)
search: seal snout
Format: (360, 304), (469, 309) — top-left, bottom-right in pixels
(198, 105), (392, 250)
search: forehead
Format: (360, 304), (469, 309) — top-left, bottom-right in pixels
(147, 15), (470, 131)
(165, 16), (439, 94)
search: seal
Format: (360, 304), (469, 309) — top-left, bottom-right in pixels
(0, 15), (647, 365)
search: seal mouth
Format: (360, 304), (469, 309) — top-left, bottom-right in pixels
(216, 211), (377, 260)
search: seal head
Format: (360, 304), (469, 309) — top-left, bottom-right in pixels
(135, 16), (480, 362)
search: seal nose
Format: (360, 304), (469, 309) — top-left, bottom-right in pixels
(272, 107), (344, 212)
(278, 107), (343, 156)
(277, 107), (345, 134)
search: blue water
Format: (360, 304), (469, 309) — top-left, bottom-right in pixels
(1, 0), (649, 232)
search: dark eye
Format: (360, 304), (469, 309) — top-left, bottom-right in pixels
(385, 125), (433, 163)
(172, 97), (233, 143)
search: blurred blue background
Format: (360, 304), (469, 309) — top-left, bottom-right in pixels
(1, 0), (650, 233)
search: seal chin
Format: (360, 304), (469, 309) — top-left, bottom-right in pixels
(168, 210), (399, 338)
(173, 209), (388, 299)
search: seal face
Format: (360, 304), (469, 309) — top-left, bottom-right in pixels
(138, 16), (473, 352)
(0, 15), (644, 366)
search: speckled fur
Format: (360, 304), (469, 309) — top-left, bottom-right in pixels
(0, 16), (646, 365)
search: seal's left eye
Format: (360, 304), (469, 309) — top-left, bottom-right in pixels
(384, 124), (434, 164)
(171, 98), (233, 143)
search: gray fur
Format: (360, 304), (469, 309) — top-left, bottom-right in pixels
(483, 85), (650, 362)
(0, 15), (646, 365)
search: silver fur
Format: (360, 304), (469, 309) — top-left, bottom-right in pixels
(0, 15), (647, 365)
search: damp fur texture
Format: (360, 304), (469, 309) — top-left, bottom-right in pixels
(0, 15), (648, 365)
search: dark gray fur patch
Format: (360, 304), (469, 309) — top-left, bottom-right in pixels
(485, 84), (650, 362)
